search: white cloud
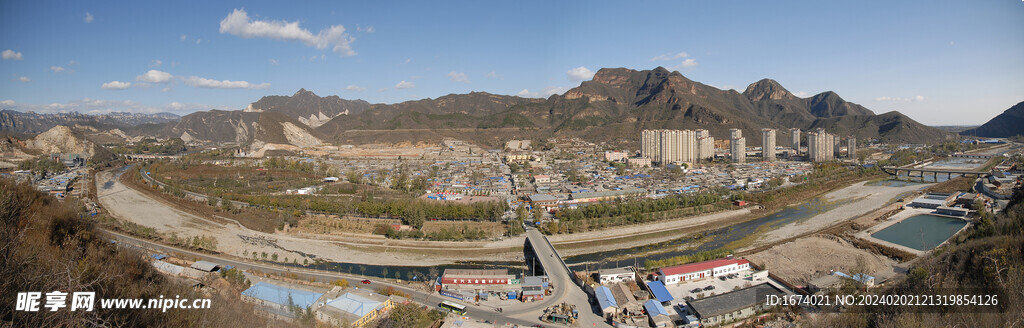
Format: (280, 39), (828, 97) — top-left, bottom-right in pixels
(101, 81), (131, 90)
(395, 80), (415, 89)
(567, 66), (595, 81)
(219, 8), (356, 56)
(136, 70), (173, 83)
(84, 12), (94, 23)
(486, 71), (502, 79)
(150, 59), (163, 67)
(650, 51), (688, 61)
(2, 49), (23, 60)
(345, 85), (366, 92)
(268, 58), (278, 65)
(669, 59), (698, 70)
(403, 58), (411, 64)
(874, 96), (925, 102)
(448, 71), (470, 83)
(184, 76), (270, 89)
(1, 100), (15, 106)
(50, 66), (65, 73)
(18, 76), (31, 83)
(793, 91), (810, 97)
(516, 86), (568, 98)
(180, 34), (187, 41)
(3, 98), (231, 114)
(357, 25), (375, 33)
(162, 86), (172, 92)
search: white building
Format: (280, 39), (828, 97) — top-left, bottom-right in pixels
(598, 267), (635, 284)
(697, 136), (715, 161)
(642, 129), (697, 165)
(604, 151), (628, 162)
(807, 129), (834, 162)
(730, 137), (746, 163)
(655, 258), (751, 285)
(762, 129), (776, 161)
(790, 128), (801, 150)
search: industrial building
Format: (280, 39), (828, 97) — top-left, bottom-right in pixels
(762, 129), (776, 161)
(654, 258), (751, 285)
(241, 282), (326, 318)
(685, 283), (786, 327)
(909, 193), (956, 209)
(316, 289), (395, 328)
(440, 269), (519, 294)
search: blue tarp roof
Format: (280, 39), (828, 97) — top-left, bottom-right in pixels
(241, 282), (323, 309)
(647, 280), (674, 303)
(595, 286), (617, 309)
(644, 299), (670, 317)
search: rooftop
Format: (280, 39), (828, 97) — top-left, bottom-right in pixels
(686, 283), (785, 319)
(443, 269), (510, 277)
(595, 286), (617, 310)
(658, 258), (749, 276)
(241, 282), (324, 309)
(324, 292), (388, 318)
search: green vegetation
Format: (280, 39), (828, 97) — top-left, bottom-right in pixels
(17, 156), (65, 176)
(0, 177), (272, 327)
(644, 248), (734, 270)
(544, 193), (723, 234)
(111, 138), (186, 155)
(375, 223), (490, 241)
(373, 302), (445, 328)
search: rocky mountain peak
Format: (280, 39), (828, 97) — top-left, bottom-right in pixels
(293, 88), (317, 98)
(743, 79), (795, 101)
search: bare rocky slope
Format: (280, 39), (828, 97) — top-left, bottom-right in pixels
(961, 101), (1024, 138)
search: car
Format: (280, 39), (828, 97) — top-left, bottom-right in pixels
(361, 279), (371, 284)
(703, 285), (715, 291)
(690, 288), (702, 293)
(719, 276), (727, 281)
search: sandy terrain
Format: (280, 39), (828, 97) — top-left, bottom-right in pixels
(753, 181), (928, 247)
(746, 236), (899, 285)
(96, 169), (519, 266)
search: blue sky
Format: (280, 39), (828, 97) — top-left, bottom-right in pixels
(1, 0), (1021, 125)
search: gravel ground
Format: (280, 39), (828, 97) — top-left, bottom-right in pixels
(746, 236), (898, 285)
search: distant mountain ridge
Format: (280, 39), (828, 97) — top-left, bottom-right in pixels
(32, 67), (947, 148)
(961, 101), (1024, 138)
(0, 110), (179, 135)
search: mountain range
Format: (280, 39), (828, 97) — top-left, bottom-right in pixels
(2, 67), (955, 149)
(961, 101), (1024, 138)
(0, 110), (179, 136)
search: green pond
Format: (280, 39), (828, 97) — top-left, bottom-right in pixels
(870, 215), (968, 251)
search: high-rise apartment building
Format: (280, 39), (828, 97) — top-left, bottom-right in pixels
(847, 137), (856, 159)
(641, 129), (697, 165)
(730, 137), (746, 163)
(762, 129), (776, 161)
(697, 136), (715, 161)
(790, 128), (801, 150)
(806, 129), (834, 162)
(729, 128), (743, 140)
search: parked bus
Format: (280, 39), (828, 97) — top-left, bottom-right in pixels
(438, 300), (467, 315)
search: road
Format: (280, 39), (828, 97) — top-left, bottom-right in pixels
(105, 229), (554, 327)
(526, 229), (611, 328)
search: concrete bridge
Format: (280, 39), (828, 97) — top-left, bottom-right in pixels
(881, 166), (987, 179)
(525, 229), (610, 327)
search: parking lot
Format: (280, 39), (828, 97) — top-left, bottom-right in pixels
(661, 269), (763, 300)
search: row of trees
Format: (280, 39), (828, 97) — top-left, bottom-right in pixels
(374, 224), (490, 241)
(553, 193), (721, 222)
(227, 193), (507, 228)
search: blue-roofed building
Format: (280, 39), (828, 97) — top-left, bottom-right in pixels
(316, 290), (394, 328)
(644, 299), (672, 327)
(833, 271), (876, 287)
(646, 280), (674, 303)
(595, 286), (617, 315)
(241, 282), (325, 316)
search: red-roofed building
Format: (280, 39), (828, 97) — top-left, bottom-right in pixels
(654, 258), (750, 285)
